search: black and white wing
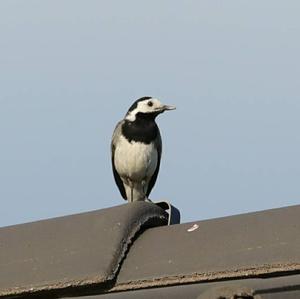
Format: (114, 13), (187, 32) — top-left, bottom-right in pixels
(146, 129), (162, 197)
(111, 120), (127, 200)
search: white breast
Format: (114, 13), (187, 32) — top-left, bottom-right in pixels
(114, 135), (158, 181)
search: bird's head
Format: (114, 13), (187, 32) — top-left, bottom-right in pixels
(125, 97), (176, 122)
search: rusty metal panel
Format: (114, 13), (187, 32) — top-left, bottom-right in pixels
(0, 202), (168, 297)
(115, 205), (300, 290)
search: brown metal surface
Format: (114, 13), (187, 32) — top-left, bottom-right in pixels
(67, 275), (300, 299)
(0, 202), (168, 297)
(115, 205), (300, 290)
(1, 204), (300, 298)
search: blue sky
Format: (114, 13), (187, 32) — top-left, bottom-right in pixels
(1, 1), (300, 227)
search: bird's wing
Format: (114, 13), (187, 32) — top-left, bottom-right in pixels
(146, 129), (162, 197)
(111, 120), (127, 200)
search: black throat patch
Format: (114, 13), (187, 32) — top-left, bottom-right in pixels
(122, 113), (159, 144)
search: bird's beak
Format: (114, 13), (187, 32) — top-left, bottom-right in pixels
(162, 104), (176, 111)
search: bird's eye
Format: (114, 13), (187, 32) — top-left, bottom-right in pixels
(147, 101), (153, 107)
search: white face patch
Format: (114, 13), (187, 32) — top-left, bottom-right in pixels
(125, 98), (163, 121)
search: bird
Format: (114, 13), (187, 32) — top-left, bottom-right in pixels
(111, 96), (176, 202)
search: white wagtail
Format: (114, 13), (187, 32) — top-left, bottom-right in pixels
(111, 97), (176, 202)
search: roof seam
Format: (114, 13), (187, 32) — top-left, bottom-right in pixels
(111, 263), (300, 292)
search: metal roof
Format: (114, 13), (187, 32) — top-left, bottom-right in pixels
(0, 204), (299, 298)
(74, 275), (300, 299)
(115, 205), (300, 291)
(0, 202), (168, 298)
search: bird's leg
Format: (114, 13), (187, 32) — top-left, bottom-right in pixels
(125, 177), (134, 203)
(130, 184), (133, 202)
(128, 178), (135, 203)
(141, 179), (150, 202)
